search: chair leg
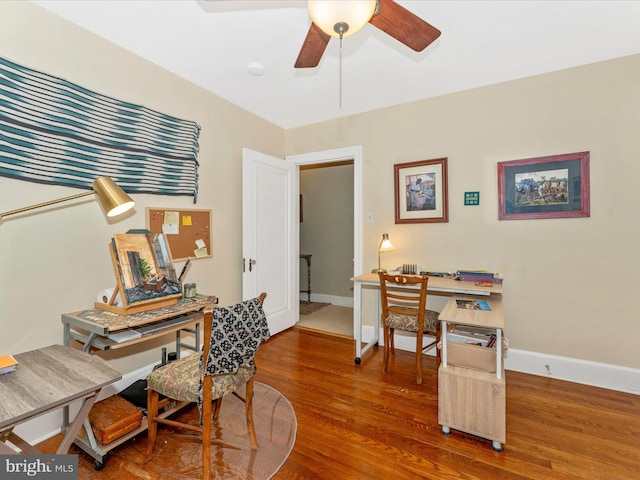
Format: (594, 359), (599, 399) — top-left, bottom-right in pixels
(416, 330), (424, 384)
(435, 324), (442, 370)
(201, 376), (213, 480)
(245, 378), (258, 449)
(212, 398), (222, 420)
(382, 323), (390, 374)
(390, 327), (396, 357)
(145, 389), (159, 461)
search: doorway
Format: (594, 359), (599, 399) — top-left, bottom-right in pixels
(287, 146), (363, 337)
(298, 161), (354, 336)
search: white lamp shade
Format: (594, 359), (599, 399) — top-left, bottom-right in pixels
(379, 233), (395, 253)
(308, 0), (377, 38)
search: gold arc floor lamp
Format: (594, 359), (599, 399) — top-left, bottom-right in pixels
(0, 176), (135, 220)
(372, 233), (395, 274)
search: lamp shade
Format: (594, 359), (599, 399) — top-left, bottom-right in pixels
(92, 176), (135, 217)
(372, 232), (395, 273)
(308, 0), (377, 38)
(378, 233), (395, 253)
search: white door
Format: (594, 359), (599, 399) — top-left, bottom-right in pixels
(242, 148), (297, 335)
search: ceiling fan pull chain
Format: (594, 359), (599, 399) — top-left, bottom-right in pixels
(339, 34), (343, 109)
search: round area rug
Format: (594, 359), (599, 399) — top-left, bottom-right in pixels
(139, 381), (296, 480)
(58, 382), (297, 480)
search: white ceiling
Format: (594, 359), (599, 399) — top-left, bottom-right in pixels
(32, 0), (640, 129)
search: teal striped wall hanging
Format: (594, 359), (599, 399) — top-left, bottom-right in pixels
(0, 56), (200, 201)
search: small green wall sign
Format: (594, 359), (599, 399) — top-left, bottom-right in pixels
(464, 191), (480, 206)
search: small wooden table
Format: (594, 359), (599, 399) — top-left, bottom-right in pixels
(0, 344), (121, 455)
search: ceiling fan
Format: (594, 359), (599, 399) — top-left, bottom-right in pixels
(295, 0), (441, 68)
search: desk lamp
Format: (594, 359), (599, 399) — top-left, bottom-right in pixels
(372, 233), (395, 273)
(0, 176), (135, 220)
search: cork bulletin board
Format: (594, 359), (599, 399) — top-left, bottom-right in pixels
(146, 207), (212, 261)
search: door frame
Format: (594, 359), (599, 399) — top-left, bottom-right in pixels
(287, 146), (363, 291)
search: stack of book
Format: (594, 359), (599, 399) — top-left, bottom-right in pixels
(449, 325), (496, 348)
(0, 354), (18, 375)
(456, 270), (503, 285)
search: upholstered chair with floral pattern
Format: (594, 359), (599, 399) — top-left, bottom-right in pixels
(145, 293), (269, 480)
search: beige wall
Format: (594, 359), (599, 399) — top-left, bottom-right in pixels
(300, 163), (354, 298)
(287, 54), (640, 370)
(0, 2), (284, 372)
(2, 2), (639, 376)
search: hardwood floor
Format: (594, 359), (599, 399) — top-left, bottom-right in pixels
(258, 328), (640, 480)
(43, 327), (639, 479)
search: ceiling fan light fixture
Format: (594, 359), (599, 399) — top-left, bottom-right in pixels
(308, 0), (377, 38)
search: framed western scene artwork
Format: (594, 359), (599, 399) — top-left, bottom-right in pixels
(498, 151), (590, 220)
(395, 157), (449, 224)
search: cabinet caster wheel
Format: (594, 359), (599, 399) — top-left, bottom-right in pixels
(354, 357), (361, 365)
(491, 441), (503, 451)
(94, 459), (106, 470)
(442, 426), (450, 435)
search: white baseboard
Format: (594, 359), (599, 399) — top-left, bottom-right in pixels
(504, 349), (640, 395)
(301, 293), (353, 308)
(361, 325), (640, 395)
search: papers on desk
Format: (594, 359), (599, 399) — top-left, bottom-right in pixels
(0, 354), (18, 374)
(107, 330), (143, 344)
(456, 299), (492, 311)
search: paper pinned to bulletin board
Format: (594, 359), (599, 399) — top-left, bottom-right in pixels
(146, 207), (212, 261)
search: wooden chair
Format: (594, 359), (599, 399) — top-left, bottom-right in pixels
(145, 293), (269, 480)
(378, 273), (440, 384)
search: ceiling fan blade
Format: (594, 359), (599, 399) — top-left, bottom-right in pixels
(295, 23), (331, 68)
(369, 0), (441, 52)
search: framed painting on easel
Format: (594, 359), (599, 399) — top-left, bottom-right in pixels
(96, 231), (182, 314)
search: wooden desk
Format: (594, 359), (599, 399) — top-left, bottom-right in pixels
(62, 294), (214, 354)
(352, 273), (503, 364)
(0, 345), (121, 455)
(61, 294), (214, 467)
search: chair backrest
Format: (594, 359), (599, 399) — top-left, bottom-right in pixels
(201, 293), (270, 378)
(378, 273), (429, 323)
(195, 294), (268, 420)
